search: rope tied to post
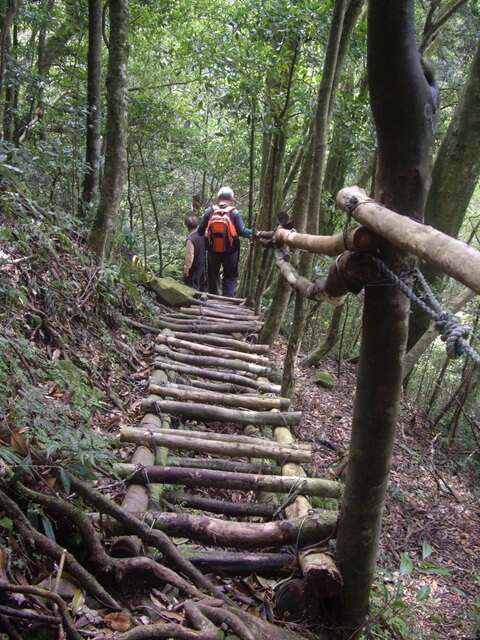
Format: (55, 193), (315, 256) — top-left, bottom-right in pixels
(373, 258), (480, 364)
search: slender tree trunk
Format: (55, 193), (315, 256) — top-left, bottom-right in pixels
(0, 0), (21, 140)
(282, 0), (350, 396)
(88, 0), (129, 261)
(301, 305), (343, 366)
(80, 0), (102, 218)
(335, 1), (438, 636)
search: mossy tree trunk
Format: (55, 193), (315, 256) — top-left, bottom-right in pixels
(335, 1), (438, 636)
(88, 0), (129, 261)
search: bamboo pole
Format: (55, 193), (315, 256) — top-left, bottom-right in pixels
(274, 426), (343, 597)
(336, 185), (480, 294)
(163, 491), (276, 517)
(142, 427), (308, 449)
(176, 550), (295, 577)
(178, 307), (261, 321)
(166, 457), (281, 475)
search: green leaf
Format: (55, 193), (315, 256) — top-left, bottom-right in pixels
(42, 517), (56, 542)
(400, 553), (414, 576)
(422, 541), (432, 560)
(417, 584), (431, 601)
(59, 469), (71, 495)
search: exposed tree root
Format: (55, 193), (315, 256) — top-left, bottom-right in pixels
(0, 475), (312, 640)
(0, 484), (120, 610)
(0, 582), (83, 640)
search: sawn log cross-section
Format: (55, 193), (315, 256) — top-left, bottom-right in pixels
(117, 291), (343, 612)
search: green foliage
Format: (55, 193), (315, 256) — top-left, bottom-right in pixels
(366, 544), (450, 639)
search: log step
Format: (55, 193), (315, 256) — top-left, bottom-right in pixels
(114, 464), (340, 498)
(119, 427), (310, 462)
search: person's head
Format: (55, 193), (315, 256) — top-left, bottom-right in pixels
(184, 214), (199, 231)
(217, 187), (234, 203)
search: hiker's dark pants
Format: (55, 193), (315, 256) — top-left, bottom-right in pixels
(207, 250), (239, 297)
(184, 268), (205, 291)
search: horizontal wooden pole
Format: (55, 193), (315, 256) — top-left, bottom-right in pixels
(178, 306), (261, 321)
(148, 383), (291, 411)
(166, 457), (281, 475)
(274, 226), (378, 256)
(176, 550), (295, 577)
(164, 491), (276, 517)
(166, 331), (270, 354)
(154, 346), (271, 376)
(148, 427), (308, 449)
(103, 509), (338, 549)
(139, 399), (302, 427)
(153, 360), (281, 394)
(119, 428), (309, 462)
(336, 185), (480, 294)
(114, 463), (340, 498)
(156, 334), (268, 364)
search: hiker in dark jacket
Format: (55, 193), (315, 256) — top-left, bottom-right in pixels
(196, 187), (253, 297)
(183, 214), (206, 291)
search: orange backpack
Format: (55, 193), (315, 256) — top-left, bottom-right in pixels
(206, 205), (238, 253)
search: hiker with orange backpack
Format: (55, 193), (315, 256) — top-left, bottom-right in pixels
(196, 187), (256, 297)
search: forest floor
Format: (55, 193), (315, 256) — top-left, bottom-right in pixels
(282, 344), (479, 639)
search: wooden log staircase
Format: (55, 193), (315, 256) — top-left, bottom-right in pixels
(115, 292), (343, 616)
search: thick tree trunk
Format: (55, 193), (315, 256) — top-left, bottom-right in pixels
(88, 0), (128, 260)
(335, 1), (438, 636)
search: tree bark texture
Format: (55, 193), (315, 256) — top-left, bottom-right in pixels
(335, 1), (438, 635)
